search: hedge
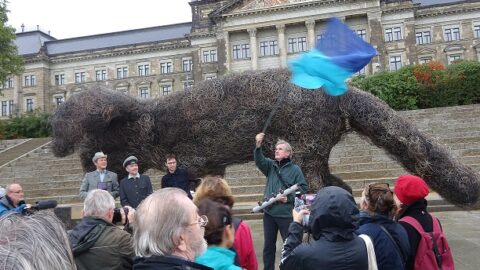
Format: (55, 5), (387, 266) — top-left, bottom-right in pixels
(0, 112), (52, 139)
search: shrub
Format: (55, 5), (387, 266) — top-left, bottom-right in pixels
(0, 112), (51, 139)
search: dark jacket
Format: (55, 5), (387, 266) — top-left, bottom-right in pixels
(357, 211), (410, 270)
(396, 199), (438, 270)
(120, 174), (153, 208)
(161, 168), (193, 199)
(254, 147), (308, 217)
(280, 186), (368, 270)
(133, 255), (213, 270)
(69, 216), (134, 270)
(0, 196), (26, 217)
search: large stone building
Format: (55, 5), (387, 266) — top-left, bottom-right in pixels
(1, 0), (479, 118)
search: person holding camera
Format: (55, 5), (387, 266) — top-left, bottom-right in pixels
(254, 133), (308, 270)
(120, 156), (153, 208)
(69, 189), (135, 270)
(0, 183), (31, 217)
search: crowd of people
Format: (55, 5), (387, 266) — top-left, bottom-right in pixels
(0, 133), (455, 270)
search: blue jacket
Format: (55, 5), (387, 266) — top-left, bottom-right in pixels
(0, 196), (26, 217)
(195, 246), (241, 270)
(356, 211), (410, 270)
(280, 186), (368, 270)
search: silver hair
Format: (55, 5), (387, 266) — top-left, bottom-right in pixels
(83, 189), (115, 217)
(276, 139), (293, 157)
(0, 211), (76, 270)
(5, 183), (21, 193)
(134, 188), (191, 257)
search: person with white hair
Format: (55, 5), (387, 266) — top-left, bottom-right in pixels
(133, 188), (212, 270)
(79, 151), (119, 199)
(69, 189), (135, 270)
(0, 183), (31, 217)
(0, 211), (76, 270)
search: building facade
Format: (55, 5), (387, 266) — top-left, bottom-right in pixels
(2, 0), (479, 118)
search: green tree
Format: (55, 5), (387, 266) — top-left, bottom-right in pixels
(0, 0), (23, 89)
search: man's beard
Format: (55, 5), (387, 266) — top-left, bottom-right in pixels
(191, 237), (208, 259)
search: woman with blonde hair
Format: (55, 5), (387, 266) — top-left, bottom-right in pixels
(194, 176), (258, 270)
(356, 183), (410, 270)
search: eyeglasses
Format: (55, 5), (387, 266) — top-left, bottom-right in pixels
(10, 190), (24, 194)
(189, 215), (208, 228)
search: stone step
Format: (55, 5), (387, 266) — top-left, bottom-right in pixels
(0, 138), (52, 166)
(0, 173), (84, 185)
(2, 168), (85, 178)
(225, 177), (265, 187)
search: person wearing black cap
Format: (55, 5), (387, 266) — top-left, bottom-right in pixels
(119, 156), (153, 208)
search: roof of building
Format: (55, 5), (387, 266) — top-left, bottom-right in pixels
(413, 0), (471, 6)
(14, 31), (56, 55)
(15, 22), (192, 56)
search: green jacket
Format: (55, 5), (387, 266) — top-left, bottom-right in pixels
(254, 147), (308, 218)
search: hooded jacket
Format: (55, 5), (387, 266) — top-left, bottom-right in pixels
(68, 216), (134, 270)
(357, 211), (410, 270)
(280, 186), (368, 270)
(0, 196), (26, 217)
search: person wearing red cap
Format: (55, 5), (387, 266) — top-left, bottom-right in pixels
(393, 174), (450, 270)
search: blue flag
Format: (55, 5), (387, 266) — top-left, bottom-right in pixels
(289, 17), (377, 96)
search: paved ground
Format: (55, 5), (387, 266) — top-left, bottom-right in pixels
(244, 210), (480, 270)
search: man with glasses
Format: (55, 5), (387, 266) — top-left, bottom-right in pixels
(133, 188), (212, 269)
(162, 154), (193, 199)
(0, 183), (31, 216)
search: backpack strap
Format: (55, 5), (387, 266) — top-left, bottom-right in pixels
(274, 168), (290, 190)
(400, 215), (443, 269)
(233, 217), (243, 231)
(378, 225), (406, 266)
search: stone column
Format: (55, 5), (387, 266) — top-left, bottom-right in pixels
(276, 24), (287, 68)
(367, 11), (384, 73)
(248, 28), (258, 70)
(305, 20), (316, 50)
(224, 31), (231, 72)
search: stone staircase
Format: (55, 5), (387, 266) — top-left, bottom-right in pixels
(226, 104), (480, 220)
(0, 104), (478, 223)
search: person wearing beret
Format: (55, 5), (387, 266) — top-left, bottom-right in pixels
(394, 174), (449, 270)
(119, 156), (153, 209)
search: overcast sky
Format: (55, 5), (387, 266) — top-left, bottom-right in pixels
(6, 0), (192, 39)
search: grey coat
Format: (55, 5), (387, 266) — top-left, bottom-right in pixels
(79, 170), (119, 199)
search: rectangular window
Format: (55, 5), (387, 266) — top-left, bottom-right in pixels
(162, 85), (172, 96)
(1, 101), (6, 116)
(116, 67), (128, 79)
(24, 75), (36, 87)
(55, 96), (64, 106)
(95, 70), (107, 81)
(54, 74), (65, 85)
(183, 81), (194, 91)
(233, 45), (241, 60)
(241, 44), (250, 58)
(182, 59), (193, 72)
(8, 100), (13, 115)
(160, 62), (173, 74)
(448, 54), (462, 65)
(269, 40), (279, 55)
(444, 27), (460, 41)
(210, 50), (217, 62)
(385, 28), (393, 42)
(260, 41), (268, 56)
(287, 38), (297, 53)
(205, 75), (217, 80)
(139, 87), (150, 99)
(356, 29), (367, 41)
(4, 77), (13, 88)
(203, 51), (209, 63)
(389, 55), (402, 71)
(74, 72), (86, 83)
(26, 98), (34, 112)
(416, 31), (432, 45)
(138, 64), (150, 76)
(298, 37), (307, 52)
(474, 25), (480, 38)
(393, 27), (402, 40)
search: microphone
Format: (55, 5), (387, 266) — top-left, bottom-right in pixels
(31, 200), (58, 210)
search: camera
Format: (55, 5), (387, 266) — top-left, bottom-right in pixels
(294, 193), (316, 230)
(112, 207), (129, 224)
